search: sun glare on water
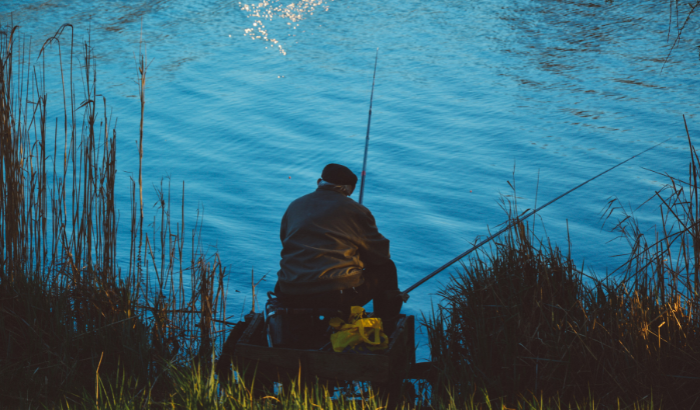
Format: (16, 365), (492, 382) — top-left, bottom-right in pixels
(239, 0), (333, 55)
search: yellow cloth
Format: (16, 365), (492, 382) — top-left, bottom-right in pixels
(329, 306), (389, 353)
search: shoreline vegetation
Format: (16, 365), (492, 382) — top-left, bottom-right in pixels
(1, 25), (699, 410)
(0, 25), (230, 408)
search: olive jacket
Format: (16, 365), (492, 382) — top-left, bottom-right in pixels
(277, 185), (391, 295)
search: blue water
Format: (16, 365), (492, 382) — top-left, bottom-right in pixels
(3, 0), (699, 359)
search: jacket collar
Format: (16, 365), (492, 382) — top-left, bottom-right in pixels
(317, 184), (351, 196)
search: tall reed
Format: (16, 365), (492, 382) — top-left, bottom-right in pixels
(0, 25), (229, 407)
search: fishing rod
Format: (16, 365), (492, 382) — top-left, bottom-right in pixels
(400, 138), (672, 299)
(358, 48), (379, 205)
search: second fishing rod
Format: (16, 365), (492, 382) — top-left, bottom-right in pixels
(358, 48), (378, 206)
(399, 137), (671, 300)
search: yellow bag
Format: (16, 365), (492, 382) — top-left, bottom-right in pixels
(329, 306), (389, 353)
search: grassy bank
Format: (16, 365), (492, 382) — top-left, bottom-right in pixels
(425, 136), (700, 408)
(1, 24), (699, 409)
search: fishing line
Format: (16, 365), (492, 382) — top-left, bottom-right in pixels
(401, 137), (673, 299)
(358, 48), (379, 205)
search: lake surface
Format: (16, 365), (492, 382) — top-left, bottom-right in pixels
(3, 0), (699, 358)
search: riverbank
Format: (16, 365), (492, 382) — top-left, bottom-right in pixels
(2, 24), (699, 409)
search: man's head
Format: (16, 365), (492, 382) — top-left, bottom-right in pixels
(318, 163), (357, 196)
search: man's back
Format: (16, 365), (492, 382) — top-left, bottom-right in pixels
(277, 186), (390, 295)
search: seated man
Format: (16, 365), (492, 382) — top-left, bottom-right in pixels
(274, 163), (402, 330)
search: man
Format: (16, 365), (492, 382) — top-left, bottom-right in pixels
(274, 163), (402, 328)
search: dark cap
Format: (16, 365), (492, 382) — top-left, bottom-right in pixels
(321, 163), (358, 186)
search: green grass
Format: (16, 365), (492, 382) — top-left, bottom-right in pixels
(57, 360), (661, 410)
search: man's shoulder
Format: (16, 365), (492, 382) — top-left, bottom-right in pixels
(287, 189), (327, 209)
(289, 190), (319, 204)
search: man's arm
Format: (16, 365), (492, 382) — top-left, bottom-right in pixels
(356, 209), (391, 267)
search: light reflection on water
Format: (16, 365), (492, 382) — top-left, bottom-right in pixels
(2, 0), (700, 359)
(239, 0), (334, 55)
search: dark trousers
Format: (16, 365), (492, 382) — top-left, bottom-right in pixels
(274, 260), (402, 323)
